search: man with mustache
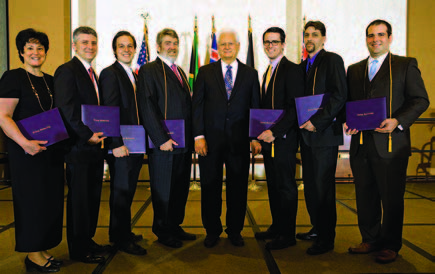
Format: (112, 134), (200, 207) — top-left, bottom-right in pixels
(346, 19), (429, 264)
(137, 28), (195, 249)
(54, 26), (111, 263)
(100, 31), (147, 255)
(297, 21), (347, 255)
(192, 29), (261, 248)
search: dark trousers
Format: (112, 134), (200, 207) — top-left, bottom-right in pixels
(199, 146), (250, 236)
(262, 138), (298, 237)
(107, 154), (144, 243)
(350, 134), (408, 252)
(148, 151), (192, 239)
(300, 139), (338, 245)
(65, 154), (104, 258)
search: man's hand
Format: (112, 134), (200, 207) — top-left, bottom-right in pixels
(113, 145), (129, 158)
(300, 120), (317, 132)
(23, 140), (48, 155)
(195, 138), (208, 156)
(160, 139), (178, 151)
(87, 132), (106, 145)
(251, 141), (262, 155)
(375, 118), (399, 134)
(344, 123), (359, 135)
(257, 130), (275, 143)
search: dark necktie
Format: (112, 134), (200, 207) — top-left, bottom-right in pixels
(307, 61), (312, 75)
(225, 65), (233, 99)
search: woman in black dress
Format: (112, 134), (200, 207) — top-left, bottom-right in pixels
(0, 29), (64, 272)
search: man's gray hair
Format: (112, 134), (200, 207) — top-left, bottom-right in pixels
(217, 28), (240, 43)
(73, 26), (98, 43)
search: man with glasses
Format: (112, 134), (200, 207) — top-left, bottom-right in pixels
(297, 21), (347, 255)
(254, 27), (304, 250)
(192, 29), (261, 248)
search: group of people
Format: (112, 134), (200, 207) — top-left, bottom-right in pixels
(0, 18), (429, 273)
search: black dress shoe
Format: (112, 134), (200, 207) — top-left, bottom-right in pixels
(117, 241), (147, 255)
(47, 256), (63, 266)
(71, 254), (106, 264)
(89, 240), (112, 254)
(25, 256), (60, 273)
(158, 237), (183, 248)
(296, 231), (318, 241)
(265, 236), (296, 250)
(255, 230), (278, 240)
(204, 234), (220, 248)
(306, 243), (334, 255)
(130, 232), (143, 242)
(174, 229), (197, 241)
(228, 234), (244, 247)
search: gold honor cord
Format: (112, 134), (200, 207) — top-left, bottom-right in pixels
(161, 59), (168, 120)
(269, 59), (282, 158)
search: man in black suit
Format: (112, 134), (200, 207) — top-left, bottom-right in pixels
(297, 21), (347, 255)
(99, 31), (146, 255)
(254, 27), (304, 250)
(137, 28), (195, 249)
(346, 20), (429, 264)
(192, 29), (261, 248)
(54, 26), (110, 263)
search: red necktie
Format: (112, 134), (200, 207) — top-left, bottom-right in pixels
(171, 64), (183, 86)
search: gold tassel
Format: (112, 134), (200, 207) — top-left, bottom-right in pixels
(101, 139), (104, 149)
(271, 142), (274, 158)
(360, 132), (363, 145)
(388, 133), (392, 152)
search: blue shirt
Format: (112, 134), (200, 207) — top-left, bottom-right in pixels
(306, 51), (320, 73)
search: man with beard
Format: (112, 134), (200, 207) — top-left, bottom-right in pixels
(297, 21), (347, 255)
(137, 28), (195, 248)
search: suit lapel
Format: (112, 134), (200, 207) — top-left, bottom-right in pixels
(72, 57), (100, 103)
(213, 60), (228, 100)
(114, 61), (135, 91)
(230, 59), (245, 100)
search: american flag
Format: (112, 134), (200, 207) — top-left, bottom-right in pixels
(135, 18), (150, 74)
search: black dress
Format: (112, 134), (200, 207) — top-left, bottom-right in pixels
(0, 68), (64, 252)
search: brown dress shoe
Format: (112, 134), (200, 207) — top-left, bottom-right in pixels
(348, 242), (378, 254)
(375, 249), (398, 264)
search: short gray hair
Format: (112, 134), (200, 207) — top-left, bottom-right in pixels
(217, 28), (240, 44)
(73, 26), (98, 43)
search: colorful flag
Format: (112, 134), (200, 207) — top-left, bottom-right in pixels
(246, 15), (255, 68)
(135, 14), (150, 74)
(210, 16), (218, 63)
(189, 16), (200, 91)
(301, 16), (308, 62)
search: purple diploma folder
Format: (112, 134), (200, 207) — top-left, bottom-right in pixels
(295, 93), (331, 126)
(108, 125), (146, 154)
(249, 109), (285, 137)
(148, 119), (185, 149)
(16, 108), (69, 146)
(81, 105), (120, 137)
(346, 97), (387, 131)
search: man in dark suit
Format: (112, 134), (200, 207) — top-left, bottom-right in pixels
(99, 31), (146, 255)
(297, 21), (347, 255)
(192, 29), (261, 248)
(137, 28), (195, 249)
(346, 20), (429, 264)
(254, 27), (304, 250)
(54, 26), (110, 263)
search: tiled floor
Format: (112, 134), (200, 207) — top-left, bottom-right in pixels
(0, 182), (434, 273)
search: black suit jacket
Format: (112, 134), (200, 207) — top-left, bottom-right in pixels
(299, 49), (347, 147)
(347, 54), (429, 158)
(192, 59), (260, 153)
(260, 56), (304, 141)
(100, 61), (140, 150)
(136, 57), (192, 154)
(54, 57), (102, 162)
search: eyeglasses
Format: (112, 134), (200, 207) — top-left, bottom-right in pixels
(263, 40), (282, 46)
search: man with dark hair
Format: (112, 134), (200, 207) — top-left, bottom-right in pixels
(99, 31), (147, 255)
(297, 21), (347, 255)
(137, 28), (195, 249)
(346, 19), (429, 264)
(54, 26), (110, 263)
(254, 27), (304, 250)
(192, 29), (261, 248)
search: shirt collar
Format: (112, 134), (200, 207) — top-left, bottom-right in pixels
(307, 51), (320, 65)
(158, 54), (176, 68)
(269, 54), (283, 70)
(221, 59), (238, 69)
(75, 55), (92, 71)
(368, 52), (389, 65)
(117, 60), (133, 75)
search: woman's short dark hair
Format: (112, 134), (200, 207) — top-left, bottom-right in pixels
(112, 31), (137, 59)
(15, 28), (49, 63)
